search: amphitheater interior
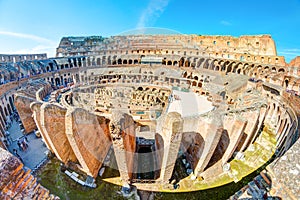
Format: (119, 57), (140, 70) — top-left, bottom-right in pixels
(0, 34), (300, 199)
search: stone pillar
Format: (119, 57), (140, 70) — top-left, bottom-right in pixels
(159, 112), (183, 183)
(109, 111), (136, 182)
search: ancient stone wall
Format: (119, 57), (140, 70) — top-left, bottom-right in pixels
(14, 95), (37, 134)
(65, 108), (111, 177)
(0, 148), (59, 199)
(109, 112), (136, 181)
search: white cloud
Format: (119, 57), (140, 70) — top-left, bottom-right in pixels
(220, 20), (232, 26)
(1, 45), (57, 58)
(0, 31), (55, 44)
(0, 31), (57, 57)
(137, 0), (170, 29)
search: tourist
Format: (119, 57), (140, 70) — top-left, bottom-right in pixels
(24, 136), (29, 143)
(17, 140), (22, 151)
(22, 138), (28, 150)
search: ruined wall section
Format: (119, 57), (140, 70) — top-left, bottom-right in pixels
(65, 108), (111, 178)
(14, 79), (52, 134)
(0, 148), (59, 199)
(14, 94), (37, 134)
(110, 112), (136, 182)
(40, 103), (77, 164)
(158, 112), (183, 183)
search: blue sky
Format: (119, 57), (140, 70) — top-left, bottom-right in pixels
(0, 0), (300, 62)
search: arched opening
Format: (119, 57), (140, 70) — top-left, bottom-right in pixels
(49, 63), (54, 71)
(203, 59), (210, 69)
(97, 58), (101, 65)
(129, 59), (133, 64)
(197, 58), (205, 68)
(179, 57), (185, 67)
(284, 79), (289, 88)
(117, 58), (122, 65)
(123, 60), (127, 64)
(226, 63), (233, 74)
(4, 107), (8, 116)
(9, 96), (14, 111)
(135, 144), (155, 180)
(7, 104), (12, 115)
(134, 59), (139, 64)
(167, 60), (172, 65)
(184, 60), (190, 67)
(55, 77), (61, 86)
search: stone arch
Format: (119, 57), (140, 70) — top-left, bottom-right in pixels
(284, 79), (289, 88)
(179, 57), (185, 67)
(107, 56), (112, 65)
(226, 62), (235, 73)
(203, 59), (210, 69)
(197, 58), (205, 68)
(55, 77), (61, 86)
(9, 96), (14, 111)
(184, 59), (190, 67)
(117, 58), (122, 65)
(209, 59), (218, 70)
(97, 57), (101, 65)
(221, 60), (229, 71)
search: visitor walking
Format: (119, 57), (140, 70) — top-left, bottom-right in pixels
(17, 140), (22, 151)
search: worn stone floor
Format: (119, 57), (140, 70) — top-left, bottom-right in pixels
(6, 115), (49, 170)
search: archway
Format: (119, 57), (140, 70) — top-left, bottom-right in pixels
(9, 96), (14, 111)
(55, 77), (61, 86)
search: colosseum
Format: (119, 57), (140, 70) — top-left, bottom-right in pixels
(0, 34), (300, 199)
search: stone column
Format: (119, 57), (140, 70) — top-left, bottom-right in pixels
(110, 111), (136, 182)
(159, 112), (183, 183)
